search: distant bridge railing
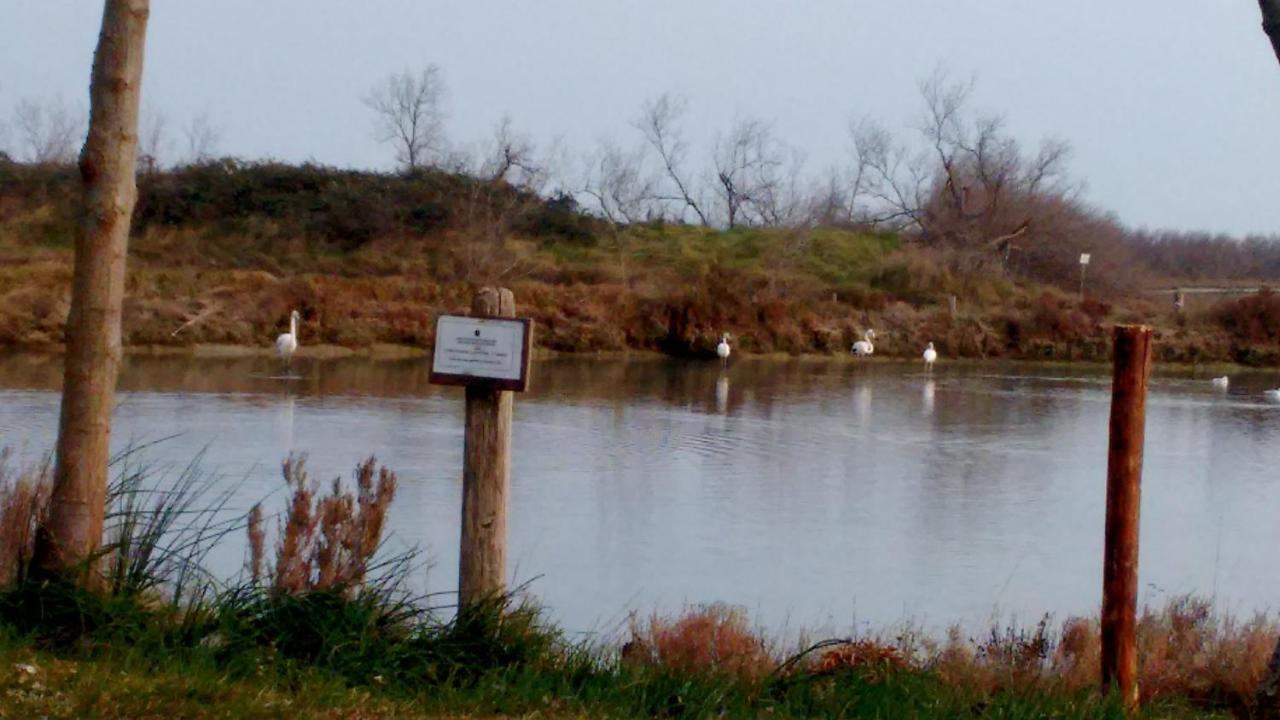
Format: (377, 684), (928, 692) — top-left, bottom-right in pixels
(1145, 286), (1265, 295)
(1143, 286), (1270, 311)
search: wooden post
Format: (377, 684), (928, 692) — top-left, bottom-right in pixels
(947, 294), (958, 318)
(458, 286), (515, 607)
(1101, 324), (1153, 711)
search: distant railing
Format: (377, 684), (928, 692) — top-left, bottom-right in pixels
(1144, 286), (1268, 312)
(1145, 286), (1264, 295)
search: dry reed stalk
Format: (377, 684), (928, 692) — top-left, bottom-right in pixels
(0, 451), (52, 586)
(253, 455), (397, 595)
(246, 503), (264, 585)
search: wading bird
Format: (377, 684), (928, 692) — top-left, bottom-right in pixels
(1211, 376), (1229, 389)
(1266, 388), (1280, 403)
(851, 329), (876, 357)
(923, 342), (938, 372)
(276, 309), (300, 374)
(717, 333), (731, 367)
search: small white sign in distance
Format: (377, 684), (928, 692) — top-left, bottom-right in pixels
(430, 315), (531, 390)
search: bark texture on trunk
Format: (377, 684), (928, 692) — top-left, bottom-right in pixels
(32, 0), (149, 581)
(1262, 0), (1280, 65)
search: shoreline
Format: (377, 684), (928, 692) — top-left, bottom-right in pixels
(0, 342), (1268, 377)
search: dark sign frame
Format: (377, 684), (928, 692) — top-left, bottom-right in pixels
(428, 314), (533, 392)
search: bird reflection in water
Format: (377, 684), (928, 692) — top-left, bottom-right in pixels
(922, 379), (936, 416)
(853, 385), (872, 427)
(715, 373), (730, 413)
(276, 390), (297, 453)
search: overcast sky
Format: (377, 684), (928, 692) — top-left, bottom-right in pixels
(3, 1), (1279, 235)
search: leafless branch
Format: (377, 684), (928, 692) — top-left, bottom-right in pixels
(13, 96), (84, 164)
(183, 112), (221, 164)
(635, 93), (709, 226)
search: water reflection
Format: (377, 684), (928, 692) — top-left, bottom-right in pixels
(0, 353), (1279, 633)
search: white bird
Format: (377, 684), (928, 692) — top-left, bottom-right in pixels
(923, 342), (938, 372)
(716, 333), (731, 366)
(275, 309), (300, 374)
(1211, 376), (1229, 389)
(851, 329), (876, 357)
(1266, 389), (1280, 403)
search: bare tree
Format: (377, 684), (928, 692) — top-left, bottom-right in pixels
(182, 112), (220, 164)
(365, 65), (446, 171)
(0, 91), (9, 160)
(137, 104), (167, 172)
(635, 93), (709, 225)
(713, 117), (798, 228)
(579, 137), (656, 224)
(846, 117), (929, 229)
(844, 72), (1073, 258)
(479, 114), (539, 185)
(32, 0), (150, 583)
(13, 96), (84, 164)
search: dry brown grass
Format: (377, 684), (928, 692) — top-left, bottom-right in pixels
(621, 599), (1276, 715)
(814, 639), (909, 682)
(844, 600), (1275, 715)
(249, 455), (398, 595)
(0, 450), (52, 586)
(624, 604), (776, 680)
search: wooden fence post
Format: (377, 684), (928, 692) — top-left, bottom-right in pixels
(1101, 324), (1153, 711)
(458, 286), (515, 607)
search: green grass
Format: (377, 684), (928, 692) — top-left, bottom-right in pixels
(0, 628), (1224, 719)
(0, 583), (1233, 719)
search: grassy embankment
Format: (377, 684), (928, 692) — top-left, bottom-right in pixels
(0, 452), (1276, 718)
(3, 160), (1278, 365)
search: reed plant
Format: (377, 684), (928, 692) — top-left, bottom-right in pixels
(0, 449), (51, 586)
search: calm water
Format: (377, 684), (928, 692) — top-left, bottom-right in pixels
(2, 353), (1279, 636)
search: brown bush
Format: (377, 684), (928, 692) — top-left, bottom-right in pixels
(1029, 291), (1092, 341)
(815, 639), (908, 681)
(624, 604), (774, 680)
(1215, 289), (1280, 345)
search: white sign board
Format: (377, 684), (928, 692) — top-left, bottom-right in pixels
(430, 315), (532, 391)
(1080, 253), (1091, 265)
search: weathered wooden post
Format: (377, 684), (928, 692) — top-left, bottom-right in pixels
(428, 287), (532, 608)
(1101, 324), (1153, 712)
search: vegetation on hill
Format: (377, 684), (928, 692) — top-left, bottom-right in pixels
(1, 157), (1279, 365)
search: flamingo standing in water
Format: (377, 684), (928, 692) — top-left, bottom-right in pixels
(275, 310), (300, 375)
(716, 333), (731, 367)
(923, 342), (938, 373)
(851, 329), (876, 357)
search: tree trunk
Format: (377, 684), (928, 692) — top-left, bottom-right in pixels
(1257, 5), (1280, 709)
(1261, 0), (1280, 65)
(32, 0), (149, 582)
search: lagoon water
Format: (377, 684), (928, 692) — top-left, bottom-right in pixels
(2, 353), (1279, 637)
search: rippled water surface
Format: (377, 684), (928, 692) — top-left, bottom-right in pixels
(2, 353), (1279, 635)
